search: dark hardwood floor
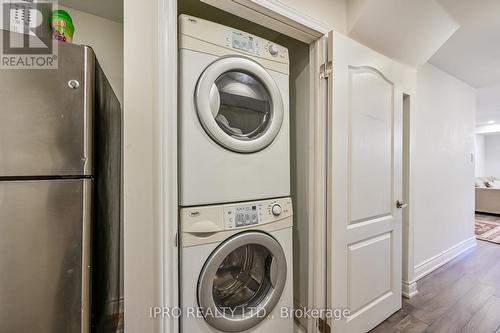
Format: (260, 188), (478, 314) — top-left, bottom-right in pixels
(371, 240), (500, 333)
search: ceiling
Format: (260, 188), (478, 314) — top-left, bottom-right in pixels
(346, 0), (459, 67)
(59, 0), (123, 23)
(344, 0), (500, 129)
(429, 0), (500, 88)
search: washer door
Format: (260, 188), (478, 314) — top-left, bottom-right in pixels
(198, 231), (287, 332)
(195, 56), (284, 153)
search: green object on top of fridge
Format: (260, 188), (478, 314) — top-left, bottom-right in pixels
(51, 9), (75, 43)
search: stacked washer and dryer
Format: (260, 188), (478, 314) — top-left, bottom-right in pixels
(178, 14), (294, 333)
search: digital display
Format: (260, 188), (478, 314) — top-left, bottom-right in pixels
(234, 205), (259, 227)
(225, 203), (265, 229)
(231, 31), (258, 54)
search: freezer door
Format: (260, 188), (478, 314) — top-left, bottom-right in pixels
(0, 40), (94, 176)
(0, 179), (91, 333)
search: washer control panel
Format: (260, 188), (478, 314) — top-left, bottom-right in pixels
(224, 197), (293, 230)
(225, 203), (263, 228)
(271, 203), (282, 216)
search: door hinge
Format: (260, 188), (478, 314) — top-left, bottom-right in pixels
(318, 318), (331, 333)
(320, 61), (333, 79)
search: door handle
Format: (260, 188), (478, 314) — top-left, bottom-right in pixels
(396, 200), (408, 209)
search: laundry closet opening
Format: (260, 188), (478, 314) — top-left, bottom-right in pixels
(178, 0), (313, 330)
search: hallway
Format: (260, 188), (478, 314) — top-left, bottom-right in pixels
(371, 241), (500, 332)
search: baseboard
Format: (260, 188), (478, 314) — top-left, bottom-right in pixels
(402, 280), (418, 298)
(414, 237), (477, 281)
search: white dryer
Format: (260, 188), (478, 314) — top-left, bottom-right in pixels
(180, 197), (294, 332)
(179, 15), (290, 206)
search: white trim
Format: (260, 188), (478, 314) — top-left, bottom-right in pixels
(239, 0), (331, 34)
(124, 0), (168, 331)
(159, 2), (329, 333)
(401, 280), (418, 298)
(159, 0), (178, 332)
(307, 36), (328, 333)
(169, 4), (331, 333)
(200, 0), (330, 43)
(413, 237), (477, 281)
(402, 90), (417, 299)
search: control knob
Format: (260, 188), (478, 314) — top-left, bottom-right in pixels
(271, 204), (282, 216)
(268, 43), (279, 56)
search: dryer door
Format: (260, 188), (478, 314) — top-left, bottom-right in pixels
(198, 231), (287, 332)
(195, 56), (284, 153)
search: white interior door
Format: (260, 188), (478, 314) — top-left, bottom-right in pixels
(327, 32), (403, 333)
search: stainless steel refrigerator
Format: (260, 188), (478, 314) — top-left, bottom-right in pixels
(0, 37), (122, 333)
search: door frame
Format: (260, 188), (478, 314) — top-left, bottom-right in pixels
(128, 1), (417, 332)
(155, 1), (330, 332)
(402, 93), (418, 298)
(123, 0), (179, 332)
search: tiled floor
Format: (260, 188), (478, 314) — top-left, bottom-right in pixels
(371, 240), (500, 333)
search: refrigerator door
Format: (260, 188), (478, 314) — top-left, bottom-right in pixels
(0, 40), (93, 176)
(0, 179), (91, 333)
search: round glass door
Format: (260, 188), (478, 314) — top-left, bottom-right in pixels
(213, 72), (272, 141)
(213, 244), (272, 313)
(196, 57), (284, 153)
(198, 232), (287, 332)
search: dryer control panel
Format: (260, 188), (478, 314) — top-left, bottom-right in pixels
(179, 14), (289, 66)
(224, 197), (293, 230)
(223, 30), (288, 62)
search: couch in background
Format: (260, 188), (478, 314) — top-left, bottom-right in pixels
(475, 177), (500, 215)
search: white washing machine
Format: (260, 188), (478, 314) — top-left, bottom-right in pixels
(179, 15), (290, 206)
(180, 197), (294, 332)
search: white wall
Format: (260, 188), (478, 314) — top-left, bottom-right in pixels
(484, 134), (500, 178)
(475, 134), (486, 177)
(60, 6), (124, 104)
(124, 0), (180, 330)
(476, 83), (500, 125)
(123, 0), (160, 331)
(413, 63), (476, 273)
